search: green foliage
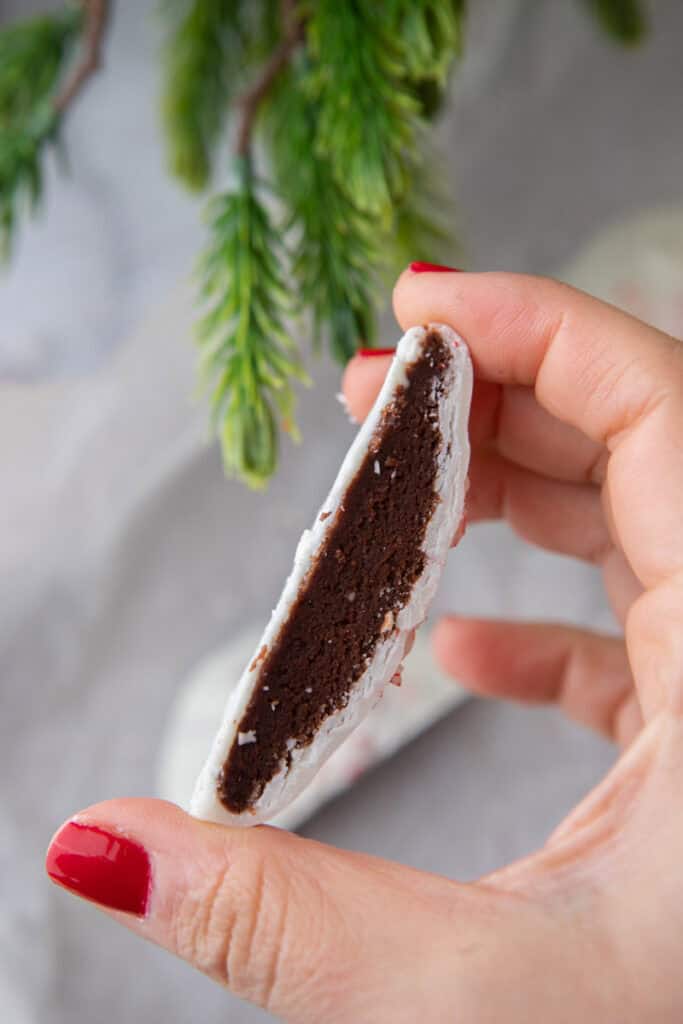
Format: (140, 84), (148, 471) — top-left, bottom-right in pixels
(287, 0), (460, 374)
(268, 65), (378, 363)
(241, 0), (280, 62)
(161, 0), (244, 192)
(389, 161), (457, 277)
(379, 2), (467, 273)
(2, 0), (655, 488)
(0, 107), (58, 262)
(307, 1), (421, 218)
(582, 0), (647, 45)
(197, 158), (309, 488)
(393, 0), (466, 118)
(395, 0), (466, 88)
(0, 7), (82, 259)
(0, 8), (82, 123)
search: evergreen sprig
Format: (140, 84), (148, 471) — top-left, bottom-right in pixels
(161, 0), (243, 192)
(583, 0), (646, 45)
(197, 157), (309, 489)
(395, 0), (466, 89)
(0, 8), (82, 258)
(268, 64), (378, 363)
(307, 1), (421, 218)
(390, 161), (456, 276)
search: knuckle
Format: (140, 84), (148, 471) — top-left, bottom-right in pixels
(171, 842), (296, 1009)
(223, 852), (283, 1006)
(170, 836), (360, 1016)
(170, 859), (235, 982)
(627, 578), (683, 714)
(586, 446), (608, 485)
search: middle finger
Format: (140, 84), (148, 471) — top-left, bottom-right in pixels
(467, 448), (611, 564)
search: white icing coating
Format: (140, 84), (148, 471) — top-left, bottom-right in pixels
(190, 325), (473, 826)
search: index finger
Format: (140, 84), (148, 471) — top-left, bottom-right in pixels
(393, 270), (683, 587)
(394, 270), (681, 445)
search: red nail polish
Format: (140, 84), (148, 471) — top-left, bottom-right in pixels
(46, 822), (151, 917)
(357, 348), (395, 358)
(409, 261), (461, 273)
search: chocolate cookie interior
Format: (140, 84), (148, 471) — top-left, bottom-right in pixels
(218, 330), (451, 812)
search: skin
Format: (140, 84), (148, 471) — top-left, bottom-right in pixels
(47, 271), (683, 1022)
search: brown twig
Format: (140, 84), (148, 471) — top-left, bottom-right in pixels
(281, 0), (298, 26)
(54, 0), (110, 114)
(236, 7), (304, 156)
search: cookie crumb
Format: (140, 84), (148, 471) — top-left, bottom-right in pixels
(380, 610), (394, 633)
(249, 645), (268, 671)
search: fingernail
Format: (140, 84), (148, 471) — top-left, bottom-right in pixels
(409, 261), (461, 273)
(46, 821), (151, 917)
(357, 348), (395, 358)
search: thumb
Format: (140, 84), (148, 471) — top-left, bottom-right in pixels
(45, 799), (476, 1022)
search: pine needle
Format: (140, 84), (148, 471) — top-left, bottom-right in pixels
(394, 0), (466, 87)
(160, 0), (245, 192)
(582, 0), (647, 46)
(389, 158), (459, 277)
(268, 63), (379, 363)
(197, 157), (309, 488)
(0, 7), (82, 259)
(307, 1), (421, 218)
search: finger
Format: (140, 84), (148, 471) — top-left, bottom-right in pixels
(394, 270), (683, 586)
(341, 353), (391, 424)
(344, 353), (607, 487)
(467, 449), (610, 564)
(45, 799), (478, 1022)
(433, 617), (641, 746)
(602, 544), (643, 625)
(626, 574), (683, 722)
(498, 386), (607, 484)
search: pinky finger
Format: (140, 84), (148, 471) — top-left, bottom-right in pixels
(433, 617), (642, 747)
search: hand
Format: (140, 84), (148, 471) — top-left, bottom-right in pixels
(46, 271), (683, 1023)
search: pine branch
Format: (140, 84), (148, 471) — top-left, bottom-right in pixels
(161, 0), (244, 192)
(389, 161), (458, 277)
(0, 9), (79, 122)
(394, 0), (465, 88)
(236, 10), (304, 156)
(0, 6), (85, 259)
(266, 6), (462, 367)
(54, 0), (109, 113)
(268, 64), (378, 363)
(307, 1), (421, 218)
(187, 2), (308, 485)
(582, 0), (647, 45)
(197, 157), (309, 489)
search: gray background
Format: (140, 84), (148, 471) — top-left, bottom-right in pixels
(2, 1), (682, 1021)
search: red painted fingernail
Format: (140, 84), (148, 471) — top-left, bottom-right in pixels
(357, 347), (396, 358)
(409, 262), (461, 273)
(46, 821), (151, 917)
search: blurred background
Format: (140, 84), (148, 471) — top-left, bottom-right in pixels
(3, 1), (683, 1021)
